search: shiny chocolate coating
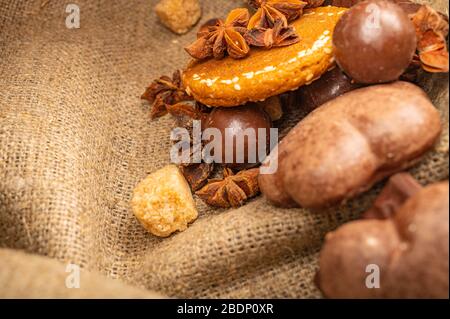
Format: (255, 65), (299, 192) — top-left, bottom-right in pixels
(297, 67), (362, 111)
(333, 0), (417, 84)
(390, 0), (422, 15)
(331, 0), (421, 14)
(204, 104), (272, 169)
(330, 0), (361, 7)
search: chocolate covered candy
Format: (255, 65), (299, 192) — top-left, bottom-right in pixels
(330, 0), (421, 14)
(259, 81), (441, 209)
(330, 0), (360, 7)
(333, 0), (417, 84)
(203, 104), (272, 169)
(297, 66), (362, 111)
(317, 176), (449, 298)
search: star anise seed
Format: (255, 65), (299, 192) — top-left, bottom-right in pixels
(195, 168), (260, 208)
(411, 5), (449, 73)
(180, 162), (215, 191)
(185, 8), (251, 60)
(248, 0), (307, 29)
(245, 19), (300, 48)
(167, 100), (207, 121)
(141, 70), (192, 119)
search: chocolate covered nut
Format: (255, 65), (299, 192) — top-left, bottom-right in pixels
(259, 81), (442, 209)
(297, 66), (362, 111)
(203, 104), (272, 169)
(317, 178), (449, 298)
(333, 0), (417, 83)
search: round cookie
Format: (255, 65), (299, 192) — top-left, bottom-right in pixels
(183, 6), (347, 107)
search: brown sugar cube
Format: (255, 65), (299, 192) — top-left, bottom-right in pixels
(154, 0), (202, 35)
(131, 165), (198, 237)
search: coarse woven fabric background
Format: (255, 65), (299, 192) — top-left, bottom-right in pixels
(0, 0), (448, 298)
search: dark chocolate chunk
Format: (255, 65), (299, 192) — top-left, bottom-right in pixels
(297, 66), (362, 111)
(363, 173), (423, 220)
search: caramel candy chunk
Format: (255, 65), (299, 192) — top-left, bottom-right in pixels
(131, 165), (198, 237)
(155, 0), (202, 35)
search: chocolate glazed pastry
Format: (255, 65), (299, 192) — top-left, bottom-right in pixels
(333, 0), (417, 84)
(317, 174), (449, 298)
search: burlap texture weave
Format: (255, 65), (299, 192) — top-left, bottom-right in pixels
(0, 0), (448, 298)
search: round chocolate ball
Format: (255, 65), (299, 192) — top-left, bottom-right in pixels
(297, 66), (362, 111)
(333, 0), (417, 84)
(203, 104), (272, 169)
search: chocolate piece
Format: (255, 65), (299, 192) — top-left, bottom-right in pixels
(203, 104), (272, 169)
(317, 180), (449, 298)
(297, 66), (362, 111)
(259, 81), (441, 209)
(391, 0), (421, 15)
(258, 96), (283, 121)
(305, 0), (326, 8)
(279, 91), (299, 113)
(331, 0), (421, 14)
(363, 173), (423, 220)
(333, 0), (417, 84)
(330, 0), (360, 7)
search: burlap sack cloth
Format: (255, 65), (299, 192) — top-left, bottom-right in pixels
(0, 0), (448, 298)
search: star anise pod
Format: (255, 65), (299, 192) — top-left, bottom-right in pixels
(167, 100), (207, 122)
(411, 5), (449, 73)
(185, 8), (250, 60)
(168, 100), (213, 191)
(247, 0), (307, 29)
(245, 19), (300, 48)
(141, 70), (192, 119)
(180, 163), (214, 191)
(195, 167), (260, 208)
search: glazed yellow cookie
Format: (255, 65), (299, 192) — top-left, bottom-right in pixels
(183, 6), (347, 107)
